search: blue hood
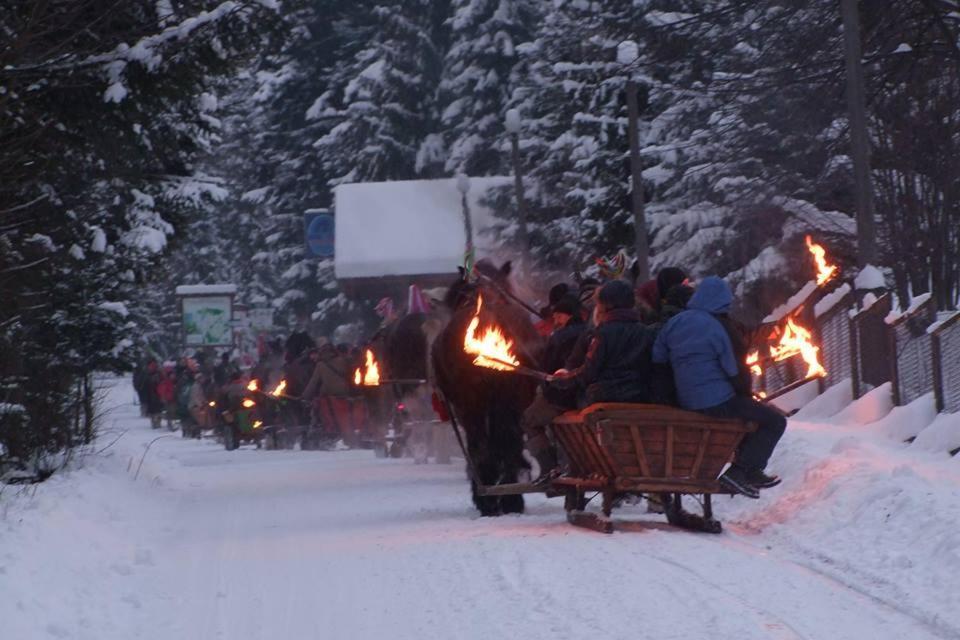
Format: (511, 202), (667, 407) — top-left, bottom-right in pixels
(688, 276), (732, 314)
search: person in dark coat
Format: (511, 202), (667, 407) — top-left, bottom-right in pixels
(143, 360), (165, 429)
(636, 266), (688, 323)
(541, 294), (586, 376)
(652, 276), (786, 498)
(659, 283), (694, 323)
(550, 280), (657, 405)
(534, 283), (572, 337)
(521, 294), (587, 479)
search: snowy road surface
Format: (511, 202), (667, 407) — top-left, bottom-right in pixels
(3, 376), (960, 640)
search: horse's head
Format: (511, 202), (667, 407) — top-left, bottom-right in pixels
(443, 259), (516, 311)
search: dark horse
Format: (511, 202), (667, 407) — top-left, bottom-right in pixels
(431, 260), (543, 516)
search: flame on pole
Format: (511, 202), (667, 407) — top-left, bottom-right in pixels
(270, 379), (287, 397)
(806, 235), (838, 286)
(247, 379), (259, 392)
(464, 295), (521, 371)
(746, 351), (762, 376)
(769, 316), (827, 379)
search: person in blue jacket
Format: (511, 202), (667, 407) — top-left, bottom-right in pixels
(652, 276), (786, 498)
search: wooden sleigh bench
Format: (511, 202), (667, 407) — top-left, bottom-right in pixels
(550, 403), (756, 534)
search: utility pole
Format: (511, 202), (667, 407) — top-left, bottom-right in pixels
(840, 0), (879, 267)
(456, 173), (473, 254)
(625, 79), (650, 284)
(619, 40), (650, 283)
(505, 109), (530, 252)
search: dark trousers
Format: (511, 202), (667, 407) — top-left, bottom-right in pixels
(521, 389), (566, 453)
(701, 395), (787, 472)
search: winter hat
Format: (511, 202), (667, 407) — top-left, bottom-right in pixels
(407, 284), (431, 315)
(656, 267), (688, 300)
(552, 294), (581, 317)
(598, 280), (635, 311)
(688, 276), (733, 314)
(548, 283), (571, 307)
(578, 278), (601, 307)
(636, 279), (659, 309)
(663, 283), (694, 310)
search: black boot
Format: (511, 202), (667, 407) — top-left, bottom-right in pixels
(719, 465), (760, 499)
(746, 468), (781, 489)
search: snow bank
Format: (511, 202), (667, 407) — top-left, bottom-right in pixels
(912, 411), (960, 454)
(868, 392), (938, 442)
(770, 378), (821, 414)
(334, 176), (511, 280)
(831, 382), (893, 425)
(794, 378), (852, 421)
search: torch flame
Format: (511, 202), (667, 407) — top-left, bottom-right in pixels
(247, 379), (259, 392)
(806, 235), (838, 286)
(769, 316), (827, 379)
(361, 349), (380, 386)
(253, 420), (263, 429)
(270, 379), (287, 397)
(242, 398), (255, 408)
(208, 401), (216, 407)
(464, 295), (520, 371)
(354, 368), (362, 385)
(746, 351), (763, 377)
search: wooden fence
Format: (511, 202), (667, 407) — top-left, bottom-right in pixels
(932, 312), (960, 413)
(757, 284), (958, 414)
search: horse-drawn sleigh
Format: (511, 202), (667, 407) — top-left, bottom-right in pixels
(449, 398), (755, 534)
(420, 260), (757, 533)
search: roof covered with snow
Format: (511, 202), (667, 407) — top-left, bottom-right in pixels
(175, 284), (237, 296)
(334, 177), (511, 280)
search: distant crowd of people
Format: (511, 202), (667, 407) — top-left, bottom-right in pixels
(132, 333), (372, 445)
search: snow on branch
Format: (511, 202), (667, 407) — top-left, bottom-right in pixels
(4, 2), (271, 103)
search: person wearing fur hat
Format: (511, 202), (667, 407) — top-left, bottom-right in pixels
(521, 293), (588, 480)
(534, 282), (573, 337)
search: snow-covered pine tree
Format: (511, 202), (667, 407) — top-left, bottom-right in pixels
(492, 1), (650, 273)
(0, 0), (276, 472)
(190, 0), (372, 335)
(438, 0), (539, 176)
(313, 1), (446, 184)
(636, 2), (859, 320)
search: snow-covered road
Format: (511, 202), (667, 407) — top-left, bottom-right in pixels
(3, 376), (960, 640)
